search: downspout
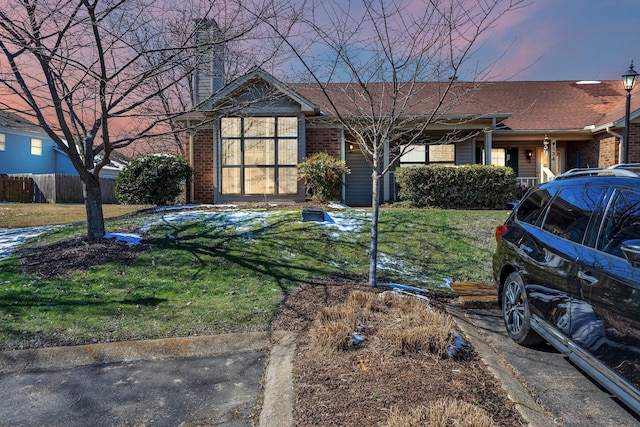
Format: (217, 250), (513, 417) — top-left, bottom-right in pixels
(605, 126), (624, 164)
(188, 119), (194, 203)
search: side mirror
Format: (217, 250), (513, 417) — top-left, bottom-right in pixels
(621, 240), (640, 268)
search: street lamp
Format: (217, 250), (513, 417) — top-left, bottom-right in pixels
(622, 61), (639, 163)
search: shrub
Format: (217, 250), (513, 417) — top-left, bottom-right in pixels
(394, 164), (518, 209)
(298, 152), (350, 202)
(115, 154), (193, 205)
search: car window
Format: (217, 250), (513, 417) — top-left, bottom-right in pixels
(542, 186), (604, 244)
(516, 188), (553, 225)
(597, 189), (640, 258)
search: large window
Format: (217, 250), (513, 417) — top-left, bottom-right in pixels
(400, 143), (455, 166)
(220, 117), (298, 195)
(31, 138), (42, 156)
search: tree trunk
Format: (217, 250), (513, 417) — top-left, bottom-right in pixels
(368, 152), (380, 287)
(83, 175), (106, 241)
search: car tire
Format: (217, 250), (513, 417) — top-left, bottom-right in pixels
(502, 272), (543, 346)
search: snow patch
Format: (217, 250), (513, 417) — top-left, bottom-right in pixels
(0, 226), (50, 259)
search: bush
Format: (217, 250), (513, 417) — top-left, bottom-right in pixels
(394, 164), (518, 209)
(115, 154), (193, 205)
(298, 152), (350, 202)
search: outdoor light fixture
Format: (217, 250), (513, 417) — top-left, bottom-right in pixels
(622, 61), (639, 163)
(526, 150), (533, 162)
(348, 143), (354, 151)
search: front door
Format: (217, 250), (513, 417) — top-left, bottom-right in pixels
(506, 147), (519, 176)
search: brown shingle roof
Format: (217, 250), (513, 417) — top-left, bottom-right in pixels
(290, 80), (630, 131)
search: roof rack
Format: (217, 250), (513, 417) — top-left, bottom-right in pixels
(552, 164), (640, 180)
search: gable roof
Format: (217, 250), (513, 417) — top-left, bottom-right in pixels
(209, 67), (320, 114)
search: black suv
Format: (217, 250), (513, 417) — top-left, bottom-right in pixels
(492, 165), (640, 415)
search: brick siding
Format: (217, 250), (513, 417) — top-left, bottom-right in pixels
(598, 135), (618, 167)
(190, 128), (215, 204)
(305, 126), (342, 159)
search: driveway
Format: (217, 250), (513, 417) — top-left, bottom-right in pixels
(0, 333), (270, 426)
(452, 307), (640, 427)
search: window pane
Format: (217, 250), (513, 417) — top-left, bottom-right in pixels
(31, 138), (42, 156)
(429, 144), (454, 162)
(0, 133), (5, 151)
(542, 187), (604, 243)
(598, 190), (640, 257)
(222, 139), (241, 165)
(400, 145), (426, 163)
(245, 167), (275, 194)
(278, 168), (298, 194)
(221, 117), (241, 137)
(245, 117), (275, 137)
(491, 149), (506, 166)
(245, 139), (275, 165)
(517, 188), (554, 225)
(278, 139), (298, 165)
(221, 168), (241, 194)
(278, 117), (298, 137)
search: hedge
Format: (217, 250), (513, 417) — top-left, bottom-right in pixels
(394, 164), (518, 209)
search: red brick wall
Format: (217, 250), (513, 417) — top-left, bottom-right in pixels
(566, 138), (599, 169)
(629, 123), (640, 162)
(190, 128), (215, 204)
(305, 127), (342, 159)
(598, 135), (618, 167)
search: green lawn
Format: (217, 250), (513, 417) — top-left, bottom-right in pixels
(0, 206), (509, 350)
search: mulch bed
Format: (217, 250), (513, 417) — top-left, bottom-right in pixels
(271, 276), (526, 426)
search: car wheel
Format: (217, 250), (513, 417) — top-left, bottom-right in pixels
(502, 272), (543, 346)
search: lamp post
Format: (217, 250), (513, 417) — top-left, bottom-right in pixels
(622, 61), (639, 163)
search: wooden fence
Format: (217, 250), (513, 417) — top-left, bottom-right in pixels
(2, 174), (118, 204)
(0, 176), (34, 203)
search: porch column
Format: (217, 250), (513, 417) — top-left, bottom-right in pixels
(484, 130), (493, 165)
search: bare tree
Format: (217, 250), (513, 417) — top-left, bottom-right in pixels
(257, 0), (526, 286)
(0, 0), (271, 240)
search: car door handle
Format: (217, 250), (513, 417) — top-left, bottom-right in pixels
(578, 271), (598, 285)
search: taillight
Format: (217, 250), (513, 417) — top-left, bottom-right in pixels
(495, 225), (507, 242)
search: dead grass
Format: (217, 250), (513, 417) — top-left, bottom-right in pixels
(385, 398), (496, 427)
(310, 290), (467, 413)
(310, 290), (457, 359)
(0, 203), (152, 227)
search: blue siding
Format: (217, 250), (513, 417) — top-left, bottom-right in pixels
(0, 130), (75, 175)
(54, 149), (77, 174)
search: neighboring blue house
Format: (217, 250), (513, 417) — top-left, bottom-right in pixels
(0, 111), (123, 177)
(0, 110), (76, 175)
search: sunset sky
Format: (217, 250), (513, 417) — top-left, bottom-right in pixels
(469, 0), (640, 82)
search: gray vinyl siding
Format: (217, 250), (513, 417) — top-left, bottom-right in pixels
(345, 147), (373, 207)
(455, 139), (475, 165)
